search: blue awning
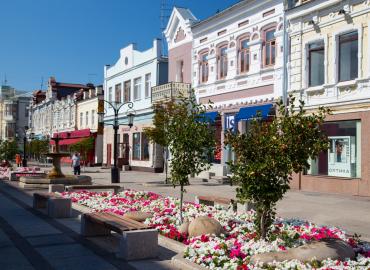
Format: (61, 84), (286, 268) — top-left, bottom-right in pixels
(235, 104), (273, 123)
(197, 111), (219, 123)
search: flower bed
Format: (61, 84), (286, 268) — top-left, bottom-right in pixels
(61, 190), (370, 269)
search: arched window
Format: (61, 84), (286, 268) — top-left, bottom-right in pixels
(217, 44), (228, 79)
(263, 27), (276, 67)
(238, 37), (250, 73)
(199, 51), (209, 83)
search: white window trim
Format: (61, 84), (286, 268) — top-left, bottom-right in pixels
(333, 26), (362, 84)
(134, 77), (142, 101)
(145, 73), (151, 99)
(303, 35), (328, 89)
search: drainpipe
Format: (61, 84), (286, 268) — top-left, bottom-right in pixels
(282, 10), (288, 106)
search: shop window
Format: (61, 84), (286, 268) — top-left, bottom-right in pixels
(199, 52), (209, 83)
(339, 31), (358, 82)
(239, 38), (250, 73)
(132, 132), (149, 161)
(210, 117), (222, 164)
(307, 120), (361, 178)
(133, 132), (141, 160)
(141, 133), (150, 161)
(263, 28), (276, 67)
(308, 41), (325, 87)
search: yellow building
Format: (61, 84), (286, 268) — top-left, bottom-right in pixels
(286, 0), (370, 196)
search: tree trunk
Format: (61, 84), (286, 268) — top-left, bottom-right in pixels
(180, 184), (184, 223)
(260, 209), (267, 239)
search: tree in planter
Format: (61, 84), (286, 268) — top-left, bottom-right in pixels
(148, 95), (215, 222)
(225, 96), (330, 239)
(69, 137), (95, 171)
(143, 101), (177, 183)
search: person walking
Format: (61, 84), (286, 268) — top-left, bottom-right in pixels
(71, 152), (81, 175)
(15, 153), (22, 167)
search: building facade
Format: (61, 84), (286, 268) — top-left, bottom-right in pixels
(103, 39), (168, 172)
(190, 0), (285, 177)
(286, 0), (370, 196)
(0, 85), (31, 150)
(29, 77), (103, 165)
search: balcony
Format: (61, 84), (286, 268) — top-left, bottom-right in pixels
(151, 82), (191, 103)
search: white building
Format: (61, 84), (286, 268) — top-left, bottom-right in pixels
(103, 39), (168, 172)
(190, 0), (284, 177)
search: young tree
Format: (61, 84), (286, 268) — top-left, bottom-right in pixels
(144, 101), (176, 183)
(148, 94), (216, 222)
(225, 96), (330, 239)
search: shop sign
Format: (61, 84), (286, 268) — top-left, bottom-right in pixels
(328, 136), (355, 178)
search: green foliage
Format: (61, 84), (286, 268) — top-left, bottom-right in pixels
(69, 137), (95, 164)
(28, 139), (49, 160)
(0, 139), (19, 162)
(225, 96), (330, 239)
(149, 93), (216, 221)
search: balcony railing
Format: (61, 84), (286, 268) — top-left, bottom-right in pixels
(151, 82), (191, 103)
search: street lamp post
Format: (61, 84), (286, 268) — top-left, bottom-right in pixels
(22, 126), (29, 167)
(98, 100), (135, 183)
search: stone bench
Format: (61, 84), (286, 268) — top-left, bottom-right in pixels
(195, 195), (235, 208)
(65, 184), (123, 194)
(33, 192), (72, 218)
(81, 212), (158, 260)
(10, 172), (46, 181)
(194, 195), (255, 213)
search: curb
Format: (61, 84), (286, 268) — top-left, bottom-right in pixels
(171, 253), (208, 270)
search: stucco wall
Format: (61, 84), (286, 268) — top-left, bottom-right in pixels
(168, 41), (192, 83)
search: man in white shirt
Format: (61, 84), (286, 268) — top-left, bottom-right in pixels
(71, 152), (81, 175)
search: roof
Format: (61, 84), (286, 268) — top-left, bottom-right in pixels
(191, 0), (249, 29)
(175, 6), (197, 22)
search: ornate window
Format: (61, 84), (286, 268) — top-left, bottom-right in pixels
(217, 45), (228, 79)
(263, 27), (276, 67)
(238, 37), (250, 73)
(199, 52), (209, 83)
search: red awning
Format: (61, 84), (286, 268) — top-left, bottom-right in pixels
(50, 138), (85, 145)
(70, 129), (90, 138)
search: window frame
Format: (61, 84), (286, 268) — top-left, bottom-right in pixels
(133, 77), (142, 101)
(132, 132), (141, 160)
(338, 31), (358, 82)
(217, 44), (228, 80)
(115, 83), (122, 104)
(308, 40), (325, 87)
(123, 80), (131, 103)
(145, 73), (151, 98)
(238, 36), (250, 74)
(262, 27), (276, 67)
(199, 51), (209, 84)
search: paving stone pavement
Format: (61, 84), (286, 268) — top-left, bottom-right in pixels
(0, 181), (174, 270)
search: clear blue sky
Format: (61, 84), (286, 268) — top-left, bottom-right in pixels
(0, 0), (238, 91)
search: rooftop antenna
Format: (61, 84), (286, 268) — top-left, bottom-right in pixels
(160, 0), (173, 56)
(4, 74), (8, 86)
(40, 76), (44, 90)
